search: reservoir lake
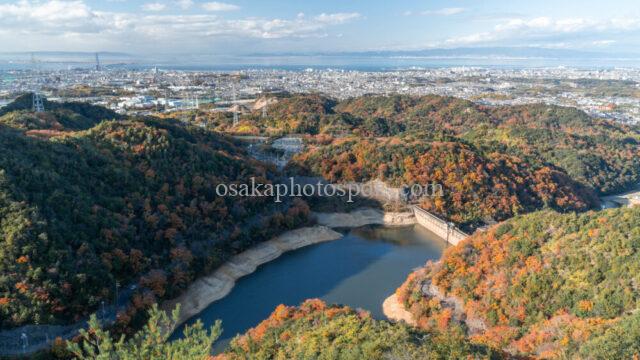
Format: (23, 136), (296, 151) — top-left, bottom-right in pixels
(173, 224), (446, 351)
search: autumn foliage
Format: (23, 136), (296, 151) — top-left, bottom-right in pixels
(0, 105), (310, 329)
(290, 136), (597, 230)
(216, 299), (499, 360)
(395, 207), (640, 358)
(240, 93), (640, 196)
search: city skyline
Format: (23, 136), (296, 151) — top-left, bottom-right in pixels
(1, 0), (640, 56)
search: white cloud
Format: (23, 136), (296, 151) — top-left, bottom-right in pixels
(175, 0), (193, 10)
(494, 17), (593, 33)
(0, 1), (362, 52)
(421, 8), (466, 16)
(592, 39), (616, 46)
(314, 13), (361, 24)
(0, 0), (92, 22)
(0, 0), (103, 34)
(444, 33), (493, 45)
(440, 16), (640, 47)
(202, 2), (239, 12)
(142, 3), (166, 12)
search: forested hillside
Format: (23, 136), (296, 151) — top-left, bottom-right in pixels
(0, 93), (122, 131)
(395, 207), (640, 358)
(237, 93), (640, 197)
(289, 137), (597, 229)
(217, 299), (501, 360)
(463, 104), (640, 194)
(0, 102), (309, 329)
(3, 93), (639, 358)
(155, 93), (640, 199)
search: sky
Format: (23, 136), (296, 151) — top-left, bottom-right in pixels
(1, 0), (640, 55)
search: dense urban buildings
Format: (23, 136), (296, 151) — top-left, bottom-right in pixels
(3, 66), (640, 124)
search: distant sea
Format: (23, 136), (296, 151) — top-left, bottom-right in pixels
(1, 54), (640, 71)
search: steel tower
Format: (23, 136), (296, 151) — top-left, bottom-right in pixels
(30, 53), (45, 113)
(232, 83), (239, 127)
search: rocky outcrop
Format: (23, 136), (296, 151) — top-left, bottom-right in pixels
(382, 294), (416, 326)
(421, 280), (487, 334)
(383, 281), (487, 333)
(252, 96), (278, 111)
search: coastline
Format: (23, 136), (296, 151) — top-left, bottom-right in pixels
(164, 207), (416, 328)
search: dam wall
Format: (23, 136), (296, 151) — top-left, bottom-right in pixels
(412, 206), (468, 246)
(294, 176), (468, 245)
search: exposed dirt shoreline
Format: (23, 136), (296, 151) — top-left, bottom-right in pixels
(163, 226), (342, 326)
(382, 294), (416, 326)
(314, 208), (416, 228)
(165, 208), (416, 327)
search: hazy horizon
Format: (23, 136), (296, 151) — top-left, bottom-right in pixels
(3, 47), (640, 71)
(2, 0), (640, 56)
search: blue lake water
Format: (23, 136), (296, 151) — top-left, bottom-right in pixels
(172, 224), (446, 351)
